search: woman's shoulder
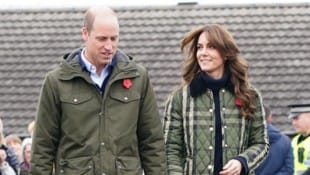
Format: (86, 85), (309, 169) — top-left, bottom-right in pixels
(169, 84), (190, 97)
(249, 85), (262, 95)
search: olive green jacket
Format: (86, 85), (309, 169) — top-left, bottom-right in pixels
(30, 48), (166, 175)
(163, 85), (269, 175)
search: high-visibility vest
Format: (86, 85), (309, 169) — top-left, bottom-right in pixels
(292, 134), (310, 175)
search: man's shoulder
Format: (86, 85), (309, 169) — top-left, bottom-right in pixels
(45, 63), (64, 78)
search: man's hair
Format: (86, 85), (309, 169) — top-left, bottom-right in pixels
(83, 7), (117, 32)
(84, 10), (95, 32)
(5, 134), (22, 144)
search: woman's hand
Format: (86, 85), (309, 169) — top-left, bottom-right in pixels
(219, 159), (242, 175)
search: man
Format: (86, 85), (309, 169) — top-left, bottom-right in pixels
(289, 103), (310, 175)
(255, 105), (294, 175)
(30, 7), (165, 175)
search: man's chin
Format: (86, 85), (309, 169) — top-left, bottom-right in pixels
(100, 57), (113, 64)
(101, 54), (113, 60)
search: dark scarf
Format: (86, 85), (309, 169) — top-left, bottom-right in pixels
(189, 70), (234, 97)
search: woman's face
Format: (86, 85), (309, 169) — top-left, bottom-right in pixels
(23, 144), (32, 163)
(196, 32), (225, 79)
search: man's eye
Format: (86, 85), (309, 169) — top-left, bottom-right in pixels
(97, 37), (106, 42)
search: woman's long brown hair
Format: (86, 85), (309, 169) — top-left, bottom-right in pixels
(181, 24), (257, 118)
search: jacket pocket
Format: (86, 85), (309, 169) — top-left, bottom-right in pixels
(60, 92), (94, 117)
(60, 93), (93, 105)
(58, 156), (94, 175)
(116, 156), (142, 175)
(110, 90), (140, 103)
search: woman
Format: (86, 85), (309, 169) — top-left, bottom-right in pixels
(163, 24), (269, 175)
(19, 138), (32, 175)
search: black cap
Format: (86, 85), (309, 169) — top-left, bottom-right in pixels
(288, 104), (310, 119)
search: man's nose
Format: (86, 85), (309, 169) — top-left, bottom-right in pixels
(103, 40), (113, 50)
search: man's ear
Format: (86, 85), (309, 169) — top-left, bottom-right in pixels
(82, 27), (89, 42)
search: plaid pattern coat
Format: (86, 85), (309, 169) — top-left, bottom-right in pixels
(163, 85), (269, 175)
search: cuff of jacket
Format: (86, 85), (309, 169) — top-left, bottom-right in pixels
(234, 156), (249, 175)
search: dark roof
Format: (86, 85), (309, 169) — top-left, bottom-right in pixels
(1, 3), (310, 136)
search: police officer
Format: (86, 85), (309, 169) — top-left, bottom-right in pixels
(289, 104), (310, 175)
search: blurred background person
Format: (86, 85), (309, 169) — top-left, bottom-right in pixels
(0, 148), (16, 175)
(5, 135), (22, 164)
(289, 104), (310, 175)
(26, 121), (35, 138)
(19, 139), (32, 175)
(255, 105), (293, 175)
(0, 119), (19, 174)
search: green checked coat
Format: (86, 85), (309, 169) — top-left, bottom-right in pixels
(163, 85), (269, 175)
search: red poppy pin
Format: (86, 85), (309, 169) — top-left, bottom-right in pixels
(122, 78), (132, 89)
(235, 99), (242, 107)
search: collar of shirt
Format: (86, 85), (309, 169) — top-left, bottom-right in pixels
(79, 48), (115, 88)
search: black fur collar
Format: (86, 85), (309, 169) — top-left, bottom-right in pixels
(189, 71), (234, 97)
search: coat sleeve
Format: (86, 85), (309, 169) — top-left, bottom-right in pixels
(238, 91), (269, 172)
(30, 73), (60, 175)
(275, 141), (294, 175)
(137, 71), (166, 175)
(163, 91), (186, 175)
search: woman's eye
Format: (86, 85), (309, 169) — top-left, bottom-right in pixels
(208, 45), (216, 49)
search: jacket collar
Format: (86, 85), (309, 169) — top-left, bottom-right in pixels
(189, 70), (234, 97)
(58, 48), (138, 82)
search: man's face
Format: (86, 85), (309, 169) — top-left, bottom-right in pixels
(82, 15), (119, 70)
(292, 112), (310, 135)
(7, 141), (21, 155)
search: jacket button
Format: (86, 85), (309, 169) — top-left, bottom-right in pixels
(124, 97), (128, 101)
(101, 142), (105, 146)
(60, 169), (64, 173)
(224, 125), (227, 129)
(208, 165), (213, 170)
(209, 146), (213, 150)
(209, 109), (213, 112)
(209, 127), (214, 131)
(73, 98), (78, 103)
